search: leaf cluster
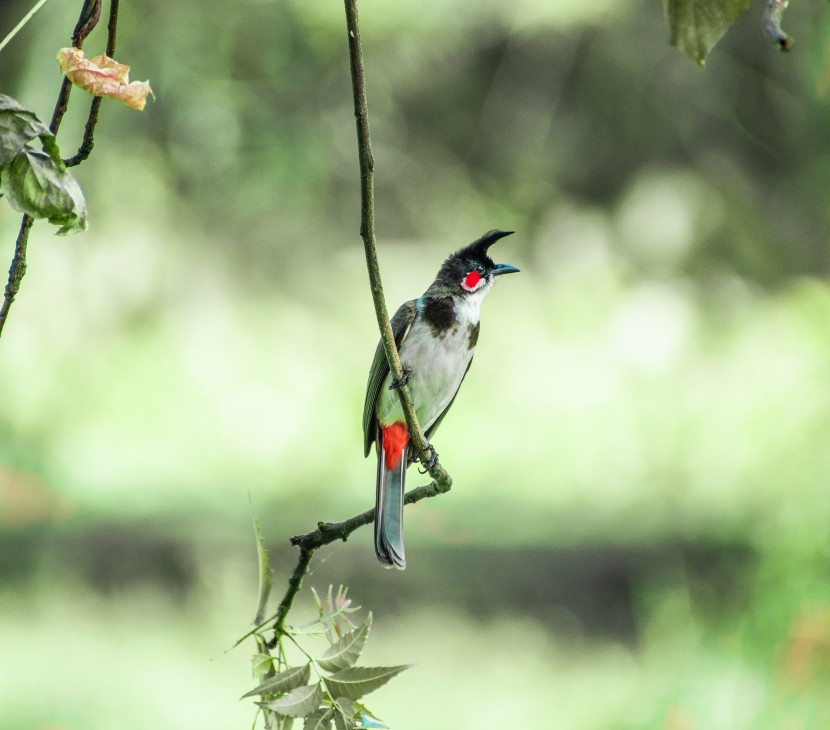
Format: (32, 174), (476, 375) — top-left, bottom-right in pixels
(0, 94), (86, 235)
(245, 612), (410, 730)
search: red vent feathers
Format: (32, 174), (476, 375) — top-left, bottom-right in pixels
(381, 422), (410, 469)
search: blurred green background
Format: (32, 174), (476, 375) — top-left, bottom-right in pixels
(3, 0), (830, 727)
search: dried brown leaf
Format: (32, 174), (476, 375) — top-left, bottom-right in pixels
(57, 47), (153, 110)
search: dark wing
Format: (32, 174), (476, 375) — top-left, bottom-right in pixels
(362, 300), (417, 457)
(423, 356), (473, 443)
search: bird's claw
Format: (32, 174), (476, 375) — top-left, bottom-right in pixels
(389, 367), (412, 390)
(418, 444), (439, 473)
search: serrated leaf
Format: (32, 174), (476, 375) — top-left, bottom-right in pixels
(304, 708), (333, 730)
(355, 703), (389, 730)
(663, 0), (750, 64)
(317, 614), (372, 672)
(356, 712), (387, 729)
(352, 706), (386, 730)
(263, 683), (322, 718)
(251, 511), (273, 627)
(242, 664), (311, 699)
(252, 652), (275, 682)
(1, 148), (86, 234)
(333, 698), (355, 719)
(0, 94), (55, 167)
(323, 666), (412, 702)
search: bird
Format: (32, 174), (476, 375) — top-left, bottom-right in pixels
(362, 230), (520, 569)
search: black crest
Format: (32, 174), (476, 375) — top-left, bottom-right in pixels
(427, 229), (515, 296)
(455, 229), (514, 262)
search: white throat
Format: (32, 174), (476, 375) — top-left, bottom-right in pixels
(455, 279), (493, 325)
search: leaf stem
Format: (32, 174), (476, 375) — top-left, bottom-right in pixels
(0, 0), (54, 55)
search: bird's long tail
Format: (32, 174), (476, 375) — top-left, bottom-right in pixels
(375, 422), (409, 569)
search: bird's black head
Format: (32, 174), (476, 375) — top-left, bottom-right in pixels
(430, 230), (520, 297)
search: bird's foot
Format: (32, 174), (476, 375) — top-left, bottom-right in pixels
(388, 367), (412, 390)
(418, 444), (439, 473)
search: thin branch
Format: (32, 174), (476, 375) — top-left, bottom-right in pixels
(343, 0), (452, 490)
(1, 0), (114, 337)
(65, 0), (119, 167)
(255, 0), (454, 654)
(64, 97), (102, 167)
(50, 0), (103, 132)
(257, 479), (450, 648)
(71, 0), (102, 47)
(0, 0), (55, 55)
(0, 216), (34, 338)
(270, 547), (314, 640)
(290, 479), (449, 552)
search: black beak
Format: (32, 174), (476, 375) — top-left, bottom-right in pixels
(492, 263), (520, 276)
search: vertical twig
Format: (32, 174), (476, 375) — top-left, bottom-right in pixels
(0, 0), (115, 338)
(248, 0), (455, 657)
(0, 0), (55, 54)
(65, 0), (119, 167)
(0, 216), (34, 337)
(343, 0), (452, 489)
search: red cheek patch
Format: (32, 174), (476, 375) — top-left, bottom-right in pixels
(463, 270), (481, 290)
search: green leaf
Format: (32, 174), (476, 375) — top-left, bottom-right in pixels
(251, 510), (273, 627)
(663, 0), (750, 64)
(263, 683), (323, 718)
(0, 94), (55, 167)
(333, 698), (355, 719)
(333, 712), (351, 730)
(303, 708), (333, 730)
(352, 706), (387, 730)
(242, 664), (311, 699)
(354, 702), (389, 728)
(317, 614), (372, 672)
(323, 666), (412, 702)
(252, 652), (275, 682)
(0, 148), (86, 234)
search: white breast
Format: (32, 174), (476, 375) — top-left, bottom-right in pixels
(375, 292), (486, 430)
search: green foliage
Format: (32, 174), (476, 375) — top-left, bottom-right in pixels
(663, 0), (750, 63)
(243, 665), (312, 699)
(243, 521), (408, 728)
(252, 653), (276, 683)
(0, 93), (53, 164)
(316, 615), (373, 673)
(323, 666), (413, 703)
(252, 511), (274, 627)
(304, 709), (334, 730)
(262, 683), (323, 718)
(0, 93), (86, 234)
(244, 597), (406, 729)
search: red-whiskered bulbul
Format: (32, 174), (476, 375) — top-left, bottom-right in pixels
(362, 230), (520, 569)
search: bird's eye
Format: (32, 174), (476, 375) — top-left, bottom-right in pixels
(474, 264), (485, 275)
